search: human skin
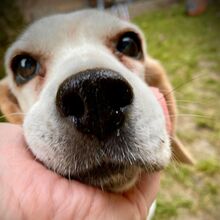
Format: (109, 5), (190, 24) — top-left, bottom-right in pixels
(0, 123), (160, 220)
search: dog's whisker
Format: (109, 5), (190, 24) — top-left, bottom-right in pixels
(170, 150), (183, 171)
(100, 182), (104, 191)
(129, 151), (136, 164)
(68, 166), (71, 181)
(164, 103), (189, 108)
(165, 104), (206, 109)
(166, 105), (204, 112)
(169, 137), (180, 162)
(95, 155), (101, 167)
(169, 113), (213, 119)
(158, 72), (209, 101)
(170, 157), (180, 173)
(167, 100), (210, 105)
(137, 152), (146, 165)
(118, 135), (131, 163)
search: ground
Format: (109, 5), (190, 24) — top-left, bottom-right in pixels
(134, 2), (220, 220)
(0, 1), (220, 220)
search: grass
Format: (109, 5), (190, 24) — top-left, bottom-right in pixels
(197, 159), (220, 175)
(134, 2), (220, 220)
(156, 197), (193, 219)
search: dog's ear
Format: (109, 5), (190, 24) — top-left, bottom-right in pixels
(0, 77), (23, 124)
(144, 56), (195, 165)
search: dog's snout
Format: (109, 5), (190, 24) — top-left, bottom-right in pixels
(56, 68), (133, 139)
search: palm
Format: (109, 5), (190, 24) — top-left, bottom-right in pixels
(0, 124), (159, 220)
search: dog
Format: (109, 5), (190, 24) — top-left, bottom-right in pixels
(0, 9), (194, 197)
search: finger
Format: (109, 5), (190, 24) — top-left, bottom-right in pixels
(123, 172), (160, 219)
(137, 172), (160, 206)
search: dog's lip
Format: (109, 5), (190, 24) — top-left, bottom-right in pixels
(64, 159), (163, 181)
(64, 162), (140, 191)
(67, 162), (128, 180)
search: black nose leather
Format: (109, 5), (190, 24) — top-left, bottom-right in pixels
(56, 68), (133, 139)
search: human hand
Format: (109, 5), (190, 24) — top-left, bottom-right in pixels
(0, 123), (160, 220)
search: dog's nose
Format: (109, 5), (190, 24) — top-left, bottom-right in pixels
(56, 68), (133, 139)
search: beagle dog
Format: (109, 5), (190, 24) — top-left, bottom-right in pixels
(0, 10), (194, 194)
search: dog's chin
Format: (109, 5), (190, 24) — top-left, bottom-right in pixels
(63, 164), (141, 192)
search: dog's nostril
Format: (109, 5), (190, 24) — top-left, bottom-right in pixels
(103, 80), (133, 109)
(61, 92), (85, 118)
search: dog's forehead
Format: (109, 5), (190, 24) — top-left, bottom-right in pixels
(10, 10), (138, 55)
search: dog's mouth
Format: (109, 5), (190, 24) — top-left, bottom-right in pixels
(63, 162), (141, 191)
(58, 151), (164, 191)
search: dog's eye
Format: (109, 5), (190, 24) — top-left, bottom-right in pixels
(116, 32), (142, 59)
(11, 55), (40, 84)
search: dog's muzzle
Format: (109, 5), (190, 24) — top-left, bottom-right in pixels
(56, 68), (133, 140)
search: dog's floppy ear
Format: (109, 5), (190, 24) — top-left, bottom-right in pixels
(0, 77), (23, 124)
(144, 56), (195, 165)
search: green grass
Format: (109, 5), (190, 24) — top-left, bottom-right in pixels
(134, 2), (220, 219)
(197, 159), (220, 175)
(156, 197), (193, 219)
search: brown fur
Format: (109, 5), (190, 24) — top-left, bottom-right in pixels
(0, 78), (23, 124)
